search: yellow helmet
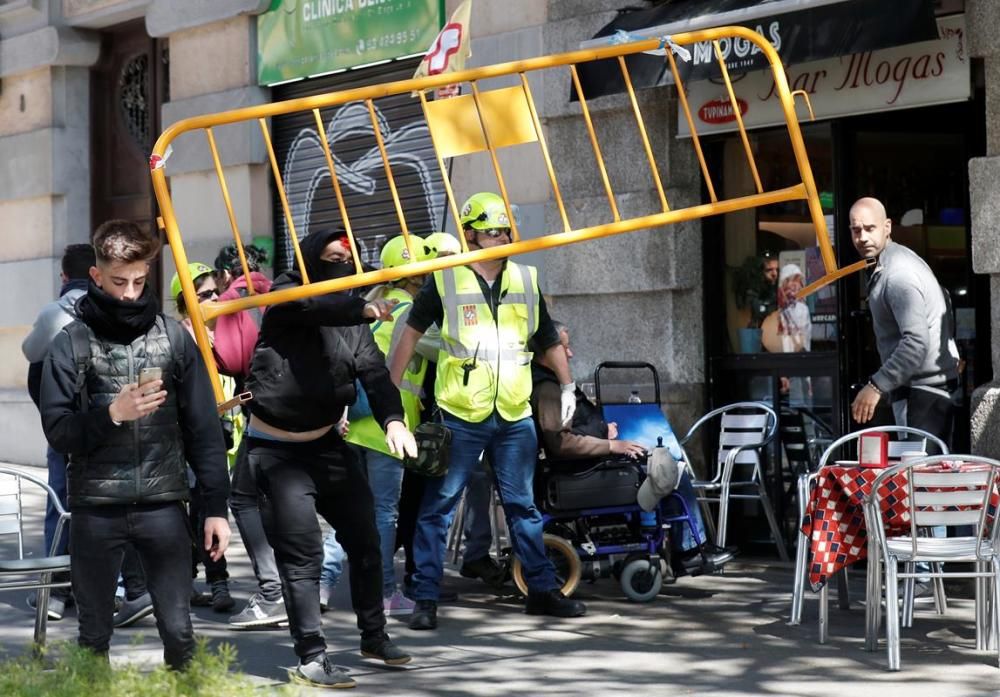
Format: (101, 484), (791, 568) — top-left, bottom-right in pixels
(379, 234), (428, 269)
(424, 232), (462, 257)
(170, 262), (214, 301)
(459, 192), (511, 231)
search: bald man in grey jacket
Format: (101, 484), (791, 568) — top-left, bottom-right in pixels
(848, 197), (960, 445)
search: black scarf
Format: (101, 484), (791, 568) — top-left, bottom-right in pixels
(78, 281), (159, 344)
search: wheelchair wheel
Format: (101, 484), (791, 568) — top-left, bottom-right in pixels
(512, 534), (581, 598)
(620, 557), (662, 602)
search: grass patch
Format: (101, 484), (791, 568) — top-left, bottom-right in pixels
(0, 640), (296, 696)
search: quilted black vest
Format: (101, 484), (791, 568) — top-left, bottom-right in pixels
(67, 316), (189, 507)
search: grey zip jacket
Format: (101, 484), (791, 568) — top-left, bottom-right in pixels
(22, 289), (85, 362)
(867, 241), (960, 394)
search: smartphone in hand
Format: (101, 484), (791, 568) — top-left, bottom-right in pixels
(138, 367), (162, 393)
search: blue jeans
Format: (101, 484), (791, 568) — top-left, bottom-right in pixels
(320, 530), (345, 589)
(412, 412), (555, 600)
(461, 459), (495, 561)
(45, 446), (69, 556)
(666, 472), (708, 553)
(353, 445), (405, 596)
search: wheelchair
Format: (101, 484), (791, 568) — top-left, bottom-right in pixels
(509, 452), (702, 602)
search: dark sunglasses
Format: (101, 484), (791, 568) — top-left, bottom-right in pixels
(196, 288), (219, 301)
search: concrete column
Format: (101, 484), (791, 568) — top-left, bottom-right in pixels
(967, 0), (1000, 457)
(0, 10), (100, 462)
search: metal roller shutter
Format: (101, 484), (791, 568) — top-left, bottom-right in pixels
(271, 59), (447, 271)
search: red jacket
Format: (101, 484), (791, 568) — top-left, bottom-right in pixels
(214, 271), (271, 378)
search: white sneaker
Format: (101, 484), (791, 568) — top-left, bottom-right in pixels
(320, 585), (334, 612)
(383, 589), (415, 616)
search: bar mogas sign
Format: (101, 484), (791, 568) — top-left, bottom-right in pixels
(678, 15), (968, 138)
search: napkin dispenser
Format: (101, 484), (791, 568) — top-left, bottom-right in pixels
(858, 431), (889, 468)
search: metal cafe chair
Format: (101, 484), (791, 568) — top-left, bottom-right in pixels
(683, 401), (787, 561)
(789, 426), (948, 643)
(0, 466), (71, 648)
(864, 454), (1000, 670)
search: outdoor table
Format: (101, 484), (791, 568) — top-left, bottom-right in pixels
(802, 460), (1000, 592)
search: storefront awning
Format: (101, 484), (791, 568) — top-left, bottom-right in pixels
(573, 0), (939, 100)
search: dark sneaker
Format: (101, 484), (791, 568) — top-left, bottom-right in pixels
(210, 580), (235, 613)
(190, 588), (212, 607)
(291, 655), (356, 689)
(525, 589), (586, 618)
(459, 555), (509, 588)
(678, 545), (735, 576)
(407, 600), (437, 630)
(26, 593), (65, 621)
(360, 632), (412, 666)
(402, 582), (458, 603)
(229, 593), (287, 628)
(113, 593), (154, 628)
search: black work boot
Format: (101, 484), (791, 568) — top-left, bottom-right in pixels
(525, 589), (586, 618)
(408, 600), (438, 630)
(459, 555), (509, 589)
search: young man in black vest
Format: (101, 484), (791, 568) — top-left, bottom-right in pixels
(40, 219), (231, 669)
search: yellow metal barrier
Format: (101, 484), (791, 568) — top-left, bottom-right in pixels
(151, 25), (849, 406)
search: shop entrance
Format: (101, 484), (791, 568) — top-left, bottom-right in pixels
(703, 99), (987, 553)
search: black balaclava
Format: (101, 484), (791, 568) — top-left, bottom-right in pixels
(299, 228), (356, 283)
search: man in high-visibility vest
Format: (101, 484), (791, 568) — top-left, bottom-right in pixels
(389, 192), (586, 630)
(346, 234), (431, 617)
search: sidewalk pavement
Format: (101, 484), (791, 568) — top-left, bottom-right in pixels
(2, 461), (999, 696)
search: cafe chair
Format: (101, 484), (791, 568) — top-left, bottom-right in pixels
(0, 466), (71, 649)
(789, 425), (948, 643)
(864, 454), (1000, 670)
(682, 401), (787, 561)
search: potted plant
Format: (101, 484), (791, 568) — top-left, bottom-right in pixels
(731, 254), (776, 353)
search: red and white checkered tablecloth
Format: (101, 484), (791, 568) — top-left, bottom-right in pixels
(802, 463), (999, 591)
(801, 467), (909, 591)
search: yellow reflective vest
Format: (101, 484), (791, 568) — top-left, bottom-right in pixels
(434, 262), (539, 423)
(346, 286), (427, 457)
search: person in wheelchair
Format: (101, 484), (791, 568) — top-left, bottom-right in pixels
(532, 322), (735, 576)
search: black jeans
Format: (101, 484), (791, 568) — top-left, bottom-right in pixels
(189, 485), (228, 584)
(892, 383), (957, 451)
(70, 502), (195, 669)
(250, 432), (385, 662)
(230, 439), (283, 601)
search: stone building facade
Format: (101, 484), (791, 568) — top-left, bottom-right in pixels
(1, 0), (994, 466)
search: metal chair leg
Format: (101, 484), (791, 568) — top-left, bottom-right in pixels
(32, 575), (51, 649)
(790, 528), (809, 625)
(757, 479), (789, 562)
(864, 542), (882, 652)
(819, 583), (829, 644)
(717, 482), (731, 549)
(977, 561), (988, 651)
(931, 563), (947, 615)
(836, 567), (850, 611)
(902, 562), (915, 628)
(885, 560), (901, 671)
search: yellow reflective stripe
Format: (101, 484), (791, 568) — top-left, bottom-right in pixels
(514, 263), (536, 331)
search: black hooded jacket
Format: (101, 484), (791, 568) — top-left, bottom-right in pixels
(246, 229), (405, 432)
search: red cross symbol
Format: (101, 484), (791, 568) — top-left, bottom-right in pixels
(425, 23), (463, 76)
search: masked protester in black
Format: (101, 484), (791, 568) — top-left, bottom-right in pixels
(244, 228), (417, 689)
